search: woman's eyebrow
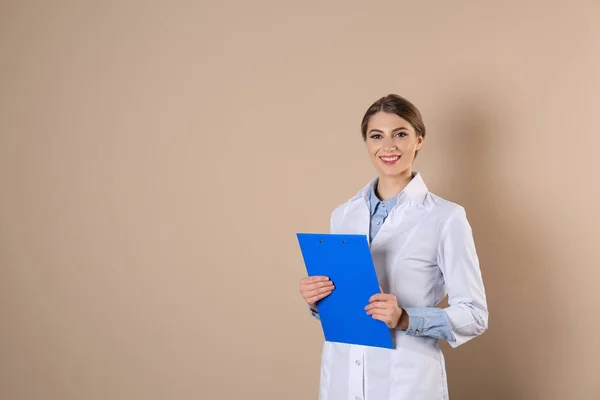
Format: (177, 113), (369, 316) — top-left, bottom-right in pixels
(368, 126), (409, 134)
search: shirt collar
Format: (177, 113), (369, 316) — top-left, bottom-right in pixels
(354, 172), (429, 206)
(368, 184), (382, 216)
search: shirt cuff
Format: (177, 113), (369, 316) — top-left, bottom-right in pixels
(309, 307), (320, 320)
(403, 307), (456, 342)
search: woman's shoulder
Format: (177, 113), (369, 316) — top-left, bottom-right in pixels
(426, 191), (465, 213)
(329, 196), (358, 224)
(327, 186), (371, 233)
(425, 191), (471, 229)
(329, 178), (375, 213)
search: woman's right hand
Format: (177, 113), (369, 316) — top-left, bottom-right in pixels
(300, 276), (335, 311)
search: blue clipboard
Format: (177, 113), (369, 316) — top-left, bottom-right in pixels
(297, 233), (394, 349)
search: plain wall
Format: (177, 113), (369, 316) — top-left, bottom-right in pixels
(1, 1), (600, 399)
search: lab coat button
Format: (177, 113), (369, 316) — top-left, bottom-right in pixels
(355, 360), (361, 366)
(355, 397), (361, 400)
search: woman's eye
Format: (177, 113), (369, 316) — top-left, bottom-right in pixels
(395, 132), (407, 138)
(370, 134), (382, 139)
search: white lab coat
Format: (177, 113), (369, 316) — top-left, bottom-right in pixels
(319, 173), (488, 400)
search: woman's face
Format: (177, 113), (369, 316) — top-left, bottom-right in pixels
(364, 111), (423, 179)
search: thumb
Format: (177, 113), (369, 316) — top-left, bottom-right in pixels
(379, 285), (383, 293)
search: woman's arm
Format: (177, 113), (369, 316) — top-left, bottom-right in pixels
(366, 298), (455, 342)
(401, 206), (488, 347)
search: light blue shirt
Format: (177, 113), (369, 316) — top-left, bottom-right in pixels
(368, 183), (397, 242)
(310, 177), (456, 343)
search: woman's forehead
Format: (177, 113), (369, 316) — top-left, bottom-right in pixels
(368, 112), (414, 131)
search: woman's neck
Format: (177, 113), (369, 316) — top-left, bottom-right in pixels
(375, 170), (413, 200)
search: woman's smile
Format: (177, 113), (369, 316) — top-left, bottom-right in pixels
(379, 154), (402, 165)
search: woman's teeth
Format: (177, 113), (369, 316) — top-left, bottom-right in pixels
(381, 155), (400, 163)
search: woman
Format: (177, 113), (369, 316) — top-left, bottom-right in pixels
(299, 94), (488, 400)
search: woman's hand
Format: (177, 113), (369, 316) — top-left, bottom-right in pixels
(300, 276), (335, 311)
(365, 291), (404, 329)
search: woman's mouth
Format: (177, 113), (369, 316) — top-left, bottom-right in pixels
(379, 155), (401, 165)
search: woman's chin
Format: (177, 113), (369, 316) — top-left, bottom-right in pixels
(376, 165), (409, 178)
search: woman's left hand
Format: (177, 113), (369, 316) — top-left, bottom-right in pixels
(365, 291), (403, 329)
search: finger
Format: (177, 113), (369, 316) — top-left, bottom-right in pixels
(308, 290), (332, 303)
(302, 281), (334, 291)
(373, 317), (394, 329)
(307, 290), (333, 304)
(303, 284), (335, 298)
(370, 311), (394, 323)
(307, 276), (330, 284)
(370, 313), (392, 324)
(300, 276), (328, 287)
(300, 282), (332, 296)
(369, 293), (383, 302)
(370, 311), (390, 319)
(368, 293), (394, 303)
(379, 285), (383, 293)
(365, 302), (391, 312)
(300, 283), (335, 292)
(365, 305), (394, 316)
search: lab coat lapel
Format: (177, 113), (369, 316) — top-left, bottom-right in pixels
(375, 202), (429, 244)
(344, 198), (371, 240)
(368, 202), (428, 293)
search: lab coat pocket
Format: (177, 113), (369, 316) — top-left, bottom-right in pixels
(390, 345), (445, 400)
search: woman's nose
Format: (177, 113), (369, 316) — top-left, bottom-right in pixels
(383, 138), (396, 152)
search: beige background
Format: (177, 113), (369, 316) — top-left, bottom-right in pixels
(1, 1), (600, 399)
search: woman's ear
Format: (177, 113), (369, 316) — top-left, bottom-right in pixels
(416, 135), (424, 150)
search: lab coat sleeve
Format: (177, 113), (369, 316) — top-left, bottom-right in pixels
(435, 206), (489, 348)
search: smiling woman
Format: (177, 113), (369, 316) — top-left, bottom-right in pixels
(363, 100), (423, 185)
(299, 94), (489, 400)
